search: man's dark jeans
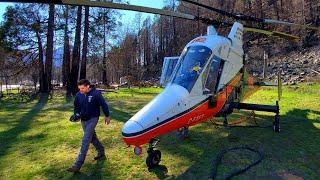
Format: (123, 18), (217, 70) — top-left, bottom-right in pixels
(74, 117), (105, 168)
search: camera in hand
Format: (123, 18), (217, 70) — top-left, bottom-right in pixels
(70, 113), (81, 122)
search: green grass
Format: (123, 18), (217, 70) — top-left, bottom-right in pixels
(0, 85), (319, 179)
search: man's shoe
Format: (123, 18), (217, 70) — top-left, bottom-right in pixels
(94, 154), (106, 161)
(67, 166), (80, 173)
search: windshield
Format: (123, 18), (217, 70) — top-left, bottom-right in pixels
(172, 46), (212, 91)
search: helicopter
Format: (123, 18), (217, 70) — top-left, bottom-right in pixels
(5, 0), (320, 169)
(119, 1), (318, 168)
(123, 22), (270, 168)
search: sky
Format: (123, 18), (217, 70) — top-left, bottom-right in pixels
(119, 0), (165, 24)
(0, 0), (165, 24)
(0, 3), (10, 20)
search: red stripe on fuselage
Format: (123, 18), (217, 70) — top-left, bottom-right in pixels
(123, 74), (243, 147)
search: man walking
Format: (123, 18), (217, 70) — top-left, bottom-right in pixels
(67, 79), (111, 172)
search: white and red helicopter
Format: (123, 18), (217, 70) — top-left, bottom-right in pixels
(123, 22), (245, 152)
(119, 1), (319, 168)
(6, 0), (320, 169)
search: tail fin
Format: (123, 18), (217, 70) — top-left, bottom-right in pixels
(228, 22), (243, 48)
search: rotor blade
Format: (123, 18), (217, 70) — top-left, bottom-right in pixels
(0, 0), (196, 20)
(63, 1), (301, 40)
(0, 0), (301, 40)
(264, 19), (320, 31)
(181, 0), (320, 31)
(0, 0), (231, 27)
(244, 27), (300, 41)
(181, 0), (258, 21)
(63, 0), (196, 20)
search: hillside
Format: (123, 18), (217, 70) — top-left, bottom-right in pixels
(268, 45), (320, 84)
(247, 44), (320, 84)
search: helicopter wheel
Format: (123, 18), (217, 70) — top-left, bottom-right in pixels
(273, 115), (280, 132)
(177, 127), (189, 140)
(146, 149), (161, 168)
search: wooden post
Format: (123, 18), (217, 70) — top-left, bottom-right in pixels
(262, 51), (268, 80)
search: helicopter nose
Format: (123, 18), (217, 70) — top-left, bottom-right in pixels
(122, 120), (144, 137)
(122, 84), (190, 146)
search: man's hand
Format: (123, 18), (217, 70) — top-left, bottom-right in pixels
(105, 116), (111, 125)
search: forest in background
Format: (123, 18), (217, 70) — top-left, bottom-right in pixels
(0, 0), (319, 96)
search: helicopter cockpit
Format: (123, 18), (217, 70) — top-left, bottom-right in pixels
(171, 45), (212, 91)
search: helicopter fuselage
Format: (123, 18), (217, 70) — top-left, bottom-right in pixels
(122, 23), (245, 150)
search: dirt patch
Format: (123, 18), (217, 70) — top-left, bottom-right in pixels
(280, 173), (303, 180)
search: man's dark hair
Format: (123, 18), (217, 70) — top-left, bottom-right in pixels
(78, 79), (91, 86)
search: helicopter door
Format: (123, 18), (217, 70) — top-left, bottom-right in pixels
(205, 56), (224, 94)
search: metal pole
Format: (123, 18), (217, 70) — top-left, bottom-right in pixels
(263, 51), (268, 80)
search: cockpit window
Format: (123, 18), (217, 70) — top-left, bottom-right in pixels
(171, 46), (212, 91)
(204, 56), (225, 93)
(160, 57), (179, 86)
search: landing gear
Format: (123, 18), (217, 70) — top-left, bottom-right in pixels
(177, 127), (189, 140)
(273, 114), (280, 132)
(146, 138), (161, 168)
(231, 101), (280, 132)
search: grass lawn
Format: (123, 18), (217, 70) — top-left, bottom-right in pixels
(0, 84), (319, 179)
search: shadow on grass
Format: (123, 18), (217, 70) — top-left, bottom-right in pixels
(38, 158), (115, 179)
(109, 106), (133, 123)
(68, 159), (115, 179)
(148, 165), (169, 179)
(155, 108), (320, 179)
(0, 94), (48, 161)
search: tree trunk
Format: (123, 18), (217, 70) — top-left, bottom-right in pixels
(159, 18), (163, 66)
(5, 76), (8, 95)
(44, 4), (55, 93)
(62, 5), (71, 95)
(80, 6), (89, 80)
(102, 10), (108, 85)
(36, 31), (45, 93)
(70, 6), (82, 95)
